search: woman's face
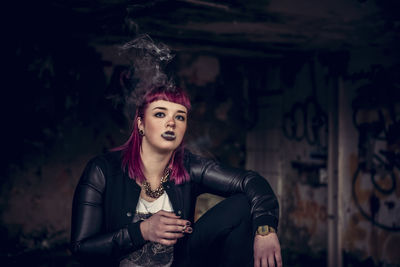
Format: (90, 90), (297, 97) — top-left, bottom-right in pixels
(138, 100), (188, 154)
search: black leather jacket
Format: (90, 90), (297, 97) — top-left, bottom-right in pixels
(70, 150), (279, 266)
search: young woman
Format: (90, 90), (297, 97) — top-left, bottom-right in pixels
(70, 85), (282, 267)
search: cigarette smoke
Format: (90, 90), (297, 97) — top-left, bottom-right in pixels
(119, 34), (176, 109)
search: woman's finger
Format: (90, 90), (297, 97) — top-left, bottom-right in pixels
(275, 251), (283, 267)
(163, 224), (182, 233)
(261, 257), (268, 267)
(161, 216), (190, 227)
(163, 224), (190, 233)
(156, 210), (181, 219)
(159, 231), (184, 240)
(267, 255), (275, 267)
(157, 210), (180, 218)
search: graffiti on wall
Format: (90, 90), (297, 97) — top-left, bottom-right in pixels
(351, 65), (400, 231)
(282, 96), (328, 149)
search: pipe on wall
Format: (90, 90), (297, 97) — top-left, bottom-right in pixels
(327, 76), (340, 267)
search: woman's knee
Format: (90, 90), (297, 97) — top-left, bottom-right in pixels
(229, 193), (251, 212)
(220, 193), (251, 223)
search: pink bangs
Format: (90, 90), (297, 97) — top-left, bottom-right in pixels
(141, 87), (191, 115)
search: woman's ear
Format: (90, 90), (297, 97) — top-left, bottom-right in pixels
(137, 116), (143, 131)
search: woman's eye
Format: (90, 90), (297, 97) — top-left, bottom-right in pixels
(176, 115), (186, 121)
(154, 112), (165, 118)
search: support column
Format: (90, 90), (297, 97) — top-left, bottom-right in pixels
(327, 76), (340, 267)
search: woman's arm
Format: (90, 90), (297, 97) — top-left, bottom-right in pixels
(70, 158), (145, 262)
(188, 152), (279, 232)
(187, 152), (282, 267)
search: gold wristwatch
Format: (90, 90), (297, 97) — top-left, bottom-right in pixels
(256, 225), (276, 236)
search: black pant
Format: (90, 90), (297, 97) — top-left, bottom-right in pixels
(176, 194), (254, 267)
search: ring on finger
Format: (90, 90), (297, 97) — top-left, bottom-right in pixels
(182, 225), (187, 232)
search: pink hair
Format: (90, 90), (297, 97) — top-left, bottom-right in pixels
(113, 86), (191, 184)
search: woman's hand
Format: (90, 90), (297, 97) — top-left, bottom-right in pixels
(140, 210), (192, 246)
(253, 233), (282, 267)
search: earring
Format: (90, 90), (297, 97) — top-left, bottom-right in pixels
(139, 129), (145, 136)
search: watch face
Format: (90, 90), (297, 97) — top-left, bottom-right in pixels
(257, 225), (275, 235)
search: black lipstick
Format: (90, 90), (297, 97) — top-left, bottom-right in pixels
(161, 131), (176, 141)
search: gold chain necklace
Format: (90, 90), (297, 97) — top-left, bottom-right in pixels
(142, 168), (170, 199)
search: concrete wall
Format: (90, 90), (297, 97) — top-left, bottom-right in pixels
(338, 48), (400, 266)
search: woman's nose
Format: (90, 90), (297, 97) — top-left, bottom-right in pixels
(166, 117), (176, 128)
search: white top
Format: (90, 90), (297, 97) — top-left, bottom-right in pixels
(137, 192), (174, 214)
